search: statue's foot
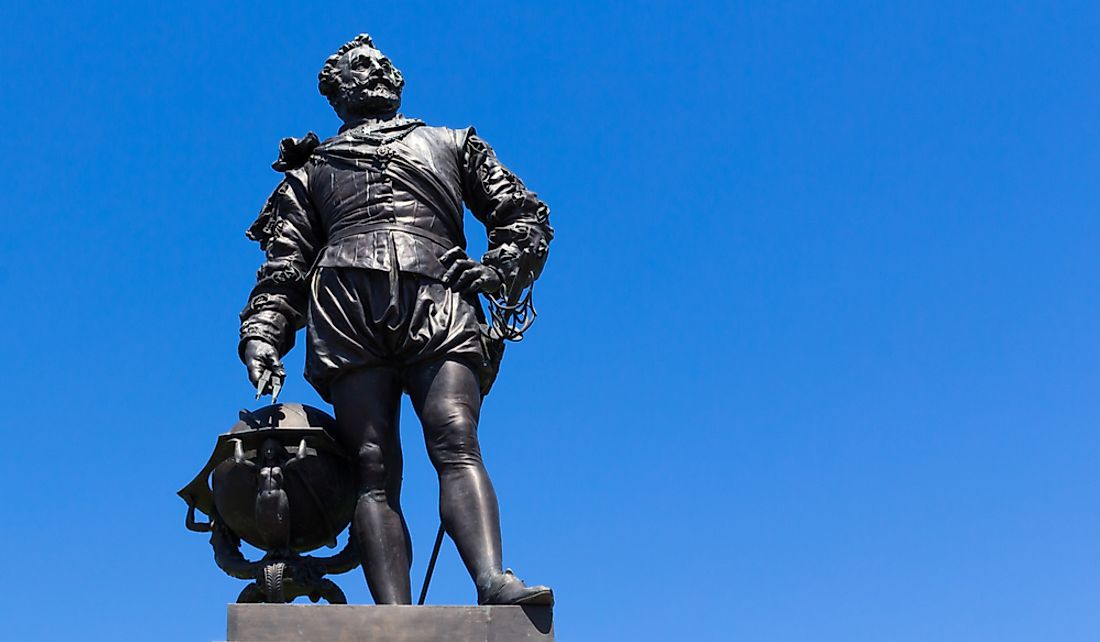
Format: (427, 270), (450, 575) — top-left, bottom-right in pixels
(477, 569), (553, 606)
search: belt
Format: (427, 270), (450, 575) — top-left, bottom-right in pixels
(326, 221), (464, 251)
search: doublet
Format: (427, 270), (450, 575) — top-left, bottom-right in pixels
(239, 116), (552, 397)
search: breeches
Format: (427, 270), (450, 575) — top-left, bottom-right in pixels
(305, 266), (494, 401)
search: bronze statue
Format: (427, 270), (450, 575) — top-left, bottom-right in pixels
(232, 33), (553, 606)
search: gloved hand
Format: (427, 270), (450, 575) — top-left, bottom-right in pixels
(441, 247), (503, 294)
(243, 339), (286, 401)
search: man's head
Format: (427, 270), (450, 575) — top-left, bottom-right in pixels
(318, 34), (405, 122)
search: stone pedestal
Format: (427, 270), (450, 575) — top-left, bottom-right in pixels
(227, 604), (554, 642)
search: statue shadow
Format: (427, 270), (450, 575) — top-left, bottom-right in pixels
(519, 605), (553, 635)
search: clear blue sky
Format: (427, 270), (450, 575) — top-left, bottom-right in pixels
(2, 2), (1098, 640)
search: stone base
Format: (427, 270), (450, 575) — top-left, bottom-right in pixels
(227, 604), (554, 642)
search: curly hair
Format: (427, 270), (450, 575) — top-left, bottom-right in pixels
(318, 34), (383, 106)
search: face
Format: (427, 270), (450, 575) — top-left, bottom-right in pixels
(334, 45), (403, 119)
(260, 439), (280, 461)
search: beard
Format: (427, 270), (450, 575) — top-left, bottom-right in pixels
(337, 80), (402, 118)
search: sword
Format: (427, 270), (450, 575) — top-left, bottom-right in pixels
(417, 524), (447, 605)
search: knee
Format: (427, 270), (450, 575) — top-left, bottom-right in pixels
(355, 442), (388, 496)
(427, 413), (484, 470)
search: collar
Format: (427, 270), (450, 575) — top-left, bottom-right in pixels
(335, 114), (424, 141)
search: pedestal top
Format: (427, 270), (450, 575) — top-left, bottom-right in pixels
(227, 604), (554, 642)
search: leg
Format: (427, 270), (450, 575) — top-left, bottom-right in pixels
(406, 359), (552, 604)
(330, 366), (412, 604)
(406, 359), (501, 585)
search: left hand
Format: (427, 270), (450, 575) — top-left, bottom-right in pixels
(441, 247), (503, 294)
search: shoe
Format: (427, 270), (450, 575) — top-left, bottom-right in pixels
(477, 569), (554, 606)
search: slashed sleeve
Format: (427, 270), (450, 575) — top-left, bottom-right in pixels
(238, 167), (322, 360)
(459, 128), (553, 291)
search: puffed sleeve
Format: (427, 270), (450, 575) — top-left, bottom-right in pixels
(459, 128), (553, 291)
(238, 167), (322, 360)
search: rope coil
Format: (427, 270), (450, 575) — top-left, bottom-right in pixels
(483, 249), (540, 342)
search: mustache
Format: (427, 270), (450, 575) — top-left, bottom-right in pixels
(345, 84), (400, 98)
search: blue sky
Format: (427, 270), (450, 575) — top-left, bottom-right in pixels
(2, 2), (1098, 640)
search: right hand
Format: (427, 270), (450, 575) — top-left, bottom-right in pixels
(243, 339), (285, 401)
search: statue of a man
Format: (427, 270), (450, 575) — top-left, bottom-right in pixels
(237, 34), (553, 606)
